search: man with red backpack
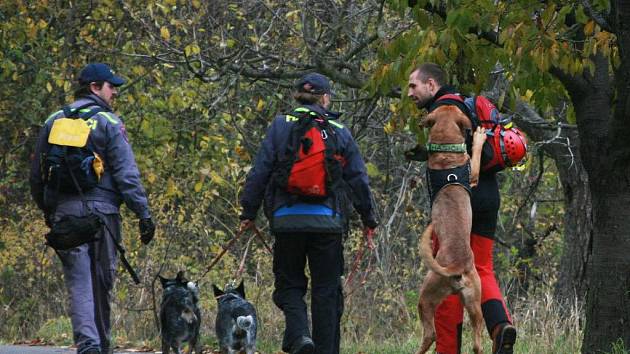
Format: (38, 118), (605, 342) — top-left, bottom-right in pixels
(407, 63), (520, 354)
(239, 73), (378, 354)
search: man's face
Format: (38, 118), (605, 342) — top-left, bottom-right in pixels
(407, 71), (435, 109)
(321, 93), (331, 109)
(91, 81), (118, 106)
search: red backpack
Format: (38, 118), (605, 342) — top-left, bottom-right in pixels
(276, 109), (344, 199)
(436, 94), (528, 172)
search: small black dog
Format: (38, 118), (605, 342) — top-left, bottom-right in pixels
(213, 281), (258, 354)
(159, 271), (202, 354)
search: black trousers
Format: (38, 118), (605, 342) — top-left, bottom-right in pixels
(272, 232), (344, 354)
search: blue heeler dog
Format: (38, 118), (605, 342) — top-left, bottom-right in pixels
(213, 281), (258, 354)
(159, 271), (202, 354)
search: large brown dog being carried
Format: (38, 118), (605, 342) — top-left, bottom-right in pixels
(416, 105), (487, 354)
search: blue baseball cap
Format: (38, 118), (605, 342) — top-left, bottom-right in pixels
(78, 63), (125, 86)
(295, 72), (332, 95)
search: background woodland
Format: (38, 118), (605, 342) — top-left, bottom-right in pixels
(1, 1), (628, 353)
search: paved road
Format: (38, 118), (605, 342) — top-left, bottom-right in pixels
(0, 346), (74, 354)
(0, 346), (147, 354)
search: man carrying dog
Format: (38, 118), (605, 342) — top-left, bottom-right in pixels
(30, 63), (155, 354)
(240, 72), (378, 354)
(407, 63), (517, 354)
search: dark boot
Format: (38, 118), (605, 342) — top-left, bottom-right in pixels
(290, 336), (314, 354)
(492, 323), (517, 354)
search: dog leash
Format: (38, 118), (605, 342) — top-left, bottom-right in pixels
(196, 225), (272, 283)
(234, 233), (254, 280)
(67, 158), (141, 284)
(344, 228), (376, 297)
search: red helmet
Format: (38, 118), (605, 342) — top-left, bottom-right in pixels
(500, 127), (528, 166)
(483, 125), (528, 171)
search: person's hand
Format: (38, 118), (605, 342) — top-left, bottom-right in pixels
(240, 219), (254, 232)
(139, 217), (156, 245)
(404, 144), (428, 161)
(472, 127), (487, 151)
(44, 213), (54, 228)
(363, 227), (376, 250)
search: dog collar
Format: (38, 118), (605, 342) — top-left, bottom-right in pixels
(426, 142), (467, 153)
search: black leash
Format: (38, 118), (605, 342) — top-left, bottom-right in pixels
(196, 225), (272, 284)
(67, 154), (140, 284)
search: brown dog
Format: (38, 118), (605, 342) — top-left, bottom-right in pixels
(416, 105), (486, 354)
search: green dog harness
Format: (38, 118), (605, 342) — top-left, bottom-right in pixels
(426, 142), (467, 153)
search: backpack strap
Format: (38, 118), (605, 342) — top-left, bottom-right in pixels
(62, 103), (104, 120)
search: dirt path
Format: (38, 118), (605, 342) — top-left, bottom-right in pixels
(0, 345), (147, 354)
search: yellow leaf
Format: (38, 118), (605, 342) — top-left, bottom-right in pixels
(185, 44), (200, 56)
(210, 171), (228, 187)
(285, 9), (300, 21)
(166, 178), (179, 197)
(383, 121), (395, 135)
(194, 181), (203, 192)
(46, 82), (52, 92)
(256, 98), (265, 112)
(584, 20), (595, 36)
(160, 26), (170, 41)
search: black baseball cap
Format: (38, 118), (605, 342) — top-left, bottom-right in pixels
(78, 63), (125, 86)
(295, 72), (332, 95)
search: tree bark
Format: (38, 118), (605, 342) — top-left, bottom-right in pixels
(582, 184), (630, 353)
(570, 33), (630, 349)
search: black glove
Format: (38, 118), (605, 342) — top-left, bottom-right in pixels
(139, 217), (155, 245)
(404, 144), (428, 161)
(44, 213), (54, 228)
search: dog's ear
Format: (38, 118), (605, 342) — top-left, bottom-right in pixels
(212, 284), (224, 298)
(236, 280), (245, 299)
(176, 270), (188, 284)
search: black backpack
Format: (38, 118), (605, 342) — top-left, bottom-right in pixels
(42, 104), (102, 211)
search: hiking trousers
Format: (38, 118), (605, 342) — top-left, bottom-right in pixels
(272, 232), (344, 354)
(432, 233), (513, 354)
(55, 201), (120, 354)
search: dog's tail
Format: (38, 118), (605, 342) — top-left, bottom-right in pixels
(419, 223), (460, 278)
(236, 315), (254, 330)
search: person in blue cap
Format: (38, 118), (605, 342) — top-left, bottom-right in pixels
(30, 63), (155, 354)
(239, 72), (378, 354)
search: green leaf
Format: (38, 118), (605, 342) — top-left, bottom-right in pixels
(366, 162), (381, 178)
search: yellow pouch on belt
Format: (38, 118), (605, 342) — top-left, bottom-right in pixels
(48, 118), (90, 147)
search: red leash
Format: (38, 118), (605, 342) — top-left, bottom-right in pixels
(344, 228), (375, 297)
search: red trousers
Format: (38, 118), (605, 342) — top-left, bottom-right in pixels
(432, 233), (512, 354)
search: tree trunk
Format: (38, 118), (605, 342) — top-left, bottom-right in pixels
(485, 70), (593, 303)
(582, 183), (630, 352)
(573, 49), (630, 351)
